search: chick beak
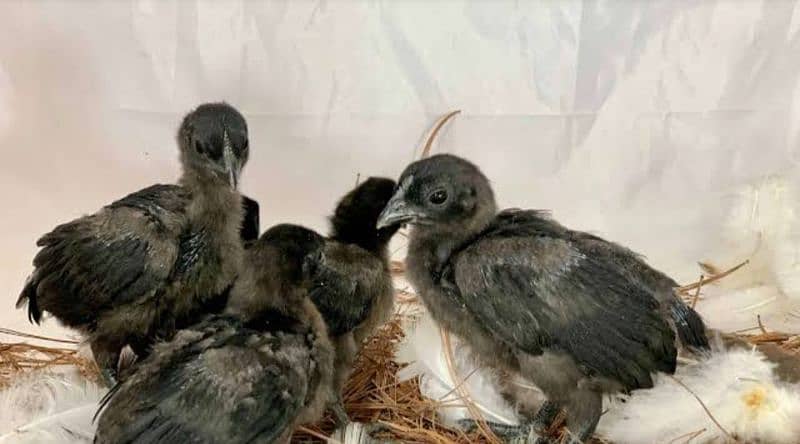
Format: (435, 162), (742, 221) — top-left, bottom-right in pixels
(222, 144), (240, 189)
(377, 191), (420, 229)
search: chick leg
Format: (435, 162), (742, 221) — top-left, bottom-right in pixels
(562, 389), (602, 444)
(531, 400), (561, 431)
(330, 394), (351, 428)
(456, 399), (559, 435)
(330, 334), (357, 428)
(456, 419), (516, 435)
(456, 419), (551, 443)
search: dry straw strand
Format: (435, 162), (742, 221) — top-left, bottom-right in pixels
(420, 110), (461, 159)
(668, 376), (737, 443)
(678, 260), (749, 293)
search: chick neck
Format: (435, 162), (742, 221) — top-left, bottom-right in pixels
(408, 198), (497, 274)
(178, 161), (242, 233)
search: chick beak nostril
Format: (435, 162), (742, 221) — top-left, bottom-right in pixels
(376, 195), (418, 229)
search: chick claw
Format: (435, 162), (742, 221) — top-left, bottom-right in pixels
(330, 398), (351, 429)
(456, 419), (552, 444)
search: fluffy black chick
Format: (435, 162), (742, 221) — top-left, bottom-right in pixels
(258, 177), (400, 427)
(17, 102), (250, 384)
(377, 154), (708, 444)
(94, 226), (334, 444)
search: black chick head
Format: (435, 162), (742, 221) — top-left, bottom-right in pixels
(330, 177), (400, 252)
(177, 102), (249, 189)
(377, 154), (496, 234)
(256, 224), (326, 286)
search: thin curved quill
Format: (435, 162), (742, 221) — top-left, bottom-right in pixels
(396, 312), (534, 428)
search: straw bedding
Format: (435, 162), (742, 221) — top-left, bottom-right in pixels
(1, 261), (797, 444)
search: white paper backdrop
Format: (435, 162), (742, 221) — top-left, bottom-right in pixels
(2, 0), (800, 338)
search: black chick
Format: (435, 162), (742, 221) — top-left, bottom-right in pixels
(17, 102), (251, 384)
(94, 226), (334, 444)
(377, 154), (708, 444)
(258, 177), (400, 427)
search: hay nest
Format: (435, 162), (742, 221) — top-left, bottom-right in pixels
(0, 329), (100, 390)
(2, 260), (798, 444)
(292, 288), (507, 444)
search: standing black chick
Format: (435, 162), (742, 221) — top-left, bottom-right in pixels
(16, 102), (250, 384)
(261, 177), (400, 427)
(94, 227), (334, 444)
(377, 154), (708, 444)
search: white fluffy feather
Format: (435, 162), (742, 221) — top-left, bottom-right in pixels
(400, 312), (800, 443)
(598, 347), (800, 444)
(0, 370), (105, 444)
(721, 175), (799, 287)
(396, 312), (536, 427)
(694, 285), (800, 333)
(702, 174), (800, 331)
(773, 236), (800, 313)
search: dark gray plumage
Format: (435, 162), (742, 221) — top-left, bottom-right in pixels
(94, 225), (334, 444)
(17, 102), (250, 384)
(377, 154), (708, 443)
(257, 177), (400, 427)
(241, 195), (261, 246)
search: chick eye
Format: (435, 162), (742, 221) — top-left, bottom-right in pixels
(194, 140), (205, 155)
(428, 189), (448, 205)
